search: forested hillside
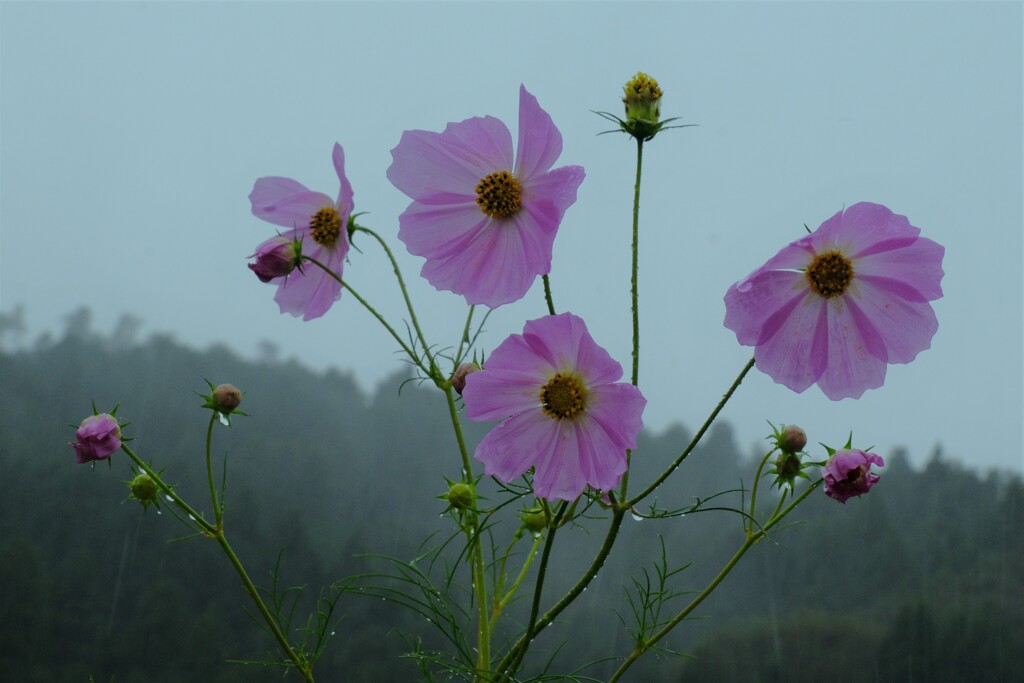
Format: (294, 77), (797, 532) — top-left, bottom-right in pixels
(1, 319), (1021, 682)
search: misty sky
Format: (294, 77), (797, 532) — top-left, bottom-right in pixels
(1, 2), (1021, 474)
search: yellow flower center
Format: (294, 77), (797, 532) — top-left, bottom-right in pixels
(622, 72), (663, 104)
(309, 207), (341, 248)
(475, 171), (522, 219)
(805, 250), (854, 299)
(540, 373), (587, 421)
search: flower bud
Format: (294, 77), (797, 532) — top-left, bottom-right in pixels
(70, 413), (122, 464)
(212, 384), (242, 413)
(445, 482), (475, 510)
(822, 449), (885, 503)
(248, 237), (301, 282)
(622, 72), (663, 122)
(522, 510), (547, 534)
(451, 363), (480, 395)
(775, 451), (802, 479)
(129, 473), (159, 505)
(778, 425), (807, 453)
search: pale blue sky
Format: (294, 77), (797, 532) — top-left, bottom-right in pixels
(2, 2), (1021, 473)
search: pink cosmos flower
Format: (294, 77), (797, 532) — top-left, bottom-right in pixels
(822, 449), (884, 503)
(462, 313), (646, 501)
(387, 85), (585, 308)
(724, 202), (945, 400)
(249, 143), (353, 321)
(70, 413), (122, 464)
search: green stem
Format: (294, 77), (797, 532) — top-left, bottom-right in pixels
(542, 274), (556, 316)
(498, 502), (567, 682)
(630, 137), (644, 389)
(442, 387), (490, 680)
(203, 414), (222, 528)
(213, 532), (315, 682)
(496, 509), (624, 678)
(120, 445), (313, 681)
(491, 535), (543, 629)
(453, 305), (476, 368)
(745, 449), (775, 534)
(619, 138), (645, 498)
(607, 534), (756, 683)
(120, 444), (215, 535)
(353, 226), (437, 375)
(304, 256), (427, 375)
(628, 356), (755, 508)
(608, 478), (824, 683)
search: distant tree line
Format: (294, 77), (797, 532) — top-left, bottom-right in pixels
(0, 312), (1020, 681)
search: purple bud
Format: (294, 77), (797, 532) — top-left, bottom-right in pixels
(822, 449), (884, 503)
(212, 384), (242, 412)
(779, 425), (807, 453)
(451, 363), (480, 395)
(70, 413), (122, 464)
(248, 237), (299, 283)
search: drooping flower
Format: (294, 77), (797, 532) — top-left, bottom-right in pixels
(724, 202), (945, 400)
(822, 449), (884, 503)
(387, 86), (585, 308)
(462, 313), (646, 501)
(70, 413), (122, 464)
(249, 143), (353, 321)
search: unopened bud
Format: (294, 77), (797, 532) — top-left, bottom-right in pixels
(129, 473), (159, 504)
(212, 384), (242, 413)
(779, 425), (807, 453)
(775, 451), (802, 479)
(522, 510), (547, 533)
(446, 482), (475, 510)
(451, 363), (481, 395)
(248, 237), (301, 283)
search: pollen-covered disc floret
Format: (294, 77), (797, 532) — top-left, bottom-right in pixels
(248, 143), (354, 321)
(724, 202), (945, 400)
(309, 207), (342, 248)
(476, 171), (522, 219)
(540, 373), (587, 420)
(462, 313), (646, 501)
(622, 71), (663, 122)
(387, 85), (585, 308)
(806, 251), (853, 299)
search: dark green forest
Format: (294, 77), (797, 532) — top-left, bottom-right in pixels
(1, 312), (1021, 682)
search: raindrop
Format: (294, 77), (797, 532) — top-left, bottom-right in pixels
(164, 495), (173, 502)
(155, 509), (162, 515)
(631, 512), (644, 522)
(217, 413), (229, 426)
(736, 280), (753, 293)
(330, 631), (336, 636)
(188, 514), (195, 521)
